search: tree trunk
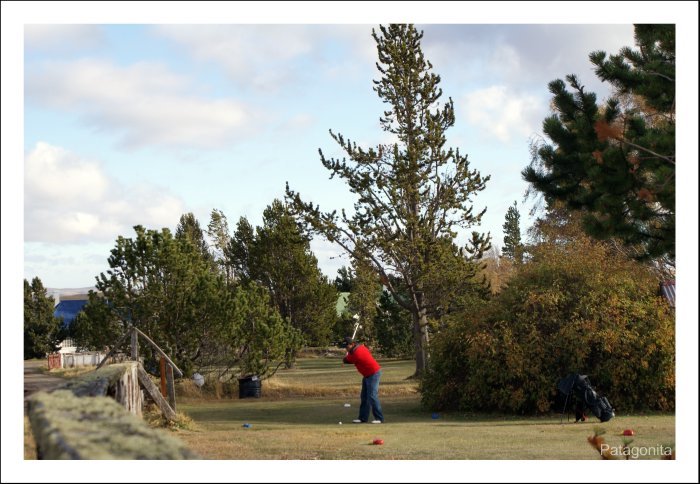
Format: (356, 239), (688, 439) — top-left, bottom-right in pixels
(412, 307), (429, 377)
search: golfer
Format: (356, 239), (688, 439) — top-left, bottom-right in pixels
(342, 337), (384, 424)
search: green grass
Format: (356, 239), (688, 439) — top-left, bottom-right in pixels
(171, 358), (675, 460)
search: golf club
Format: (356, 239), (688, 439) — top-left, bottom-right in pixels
(351, 314), (362, 340)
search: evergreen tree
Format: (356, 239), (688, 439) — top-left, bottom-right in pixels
(70, 291), (122, 351)
(334, 266), (355, 292)
(374, 289), (414, 358)
(75, 224), (297, 378)
(345, 250), (381, 347)
(228, 216), (255, 282)
(176, 212), (213, 265)
(502, 201), (523, 262)
(229, 200), (338, 346)
(523, 24), (674, 261)
(287, 24), (490, 375)
(82, 225), (226, 374)
(24, 277), (63, 358)
(196, 282), (303, 380)
(207, 208), (234, 283)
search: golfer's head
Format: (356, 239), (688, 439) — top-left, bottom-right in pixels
(342, 337), (355, 349)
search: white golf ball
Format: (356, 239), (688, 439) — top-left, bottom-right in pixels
(338, 422), (343, 425)
(344, 403), (351, 407)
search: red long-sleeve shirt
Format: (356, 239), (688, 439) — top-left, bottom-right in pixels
(343, 344), (381, 377)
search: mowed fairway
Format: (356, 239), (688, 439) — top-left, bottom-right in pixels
(173, 358), (675, 460)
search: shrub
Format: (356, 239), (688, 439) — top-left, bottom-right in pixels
(421, 237), (675, 414)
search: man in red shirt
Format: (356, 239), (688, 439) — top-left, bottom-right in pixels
(342, 336), (384, 423)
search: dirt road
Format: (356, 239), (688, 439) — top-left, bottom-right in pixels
(24, 360), (66, 412)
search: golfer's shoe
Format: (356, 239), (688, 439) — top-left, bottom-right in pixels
(371, 420), (382, 424)
(352, 419), (364, 423)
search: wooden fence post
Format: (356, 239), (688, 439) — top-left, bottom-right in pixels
(165, 363), (176, 412)
(130, 327), (138, 361)
(159, 357), (167, 397)
(136, 364), (177, 421)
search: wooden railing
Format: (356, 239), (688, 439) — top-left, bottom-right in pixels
(96, 326), (181, 417)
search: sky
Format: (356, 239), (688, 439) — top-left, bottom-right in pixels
(19, 19), (643, 289)
(3, 2), (699, 483)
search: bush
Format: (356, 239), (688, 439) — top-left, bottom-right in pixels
(421, 237), (675, 414)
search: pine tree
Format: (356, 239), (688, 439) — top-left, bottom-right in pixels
(176, 212), (213, 264)
(374, 276), (414, 358)
(228, 216), (255, 282)
(334, 266), (354, 292)
(228, 200), (338, 346)
(207, 208), (233, 283)
(88, 225), (226, 374)
(523, 24), (674, 262)
(345, 250), (382, 347)
(79, 224), (298, 378)
(502, 201), (523, 262)
(287, 24), (490, 375)
(24, 277), (63, 358)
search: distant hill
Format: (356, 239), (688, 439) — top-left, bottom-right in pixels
(46, 287), (97, 305)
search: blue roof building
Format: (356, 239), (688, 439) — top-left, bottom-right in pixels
(54, 299), (88, 328)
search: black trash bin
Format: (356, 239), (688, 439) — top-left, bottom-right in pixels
(238, 376), (261, 398)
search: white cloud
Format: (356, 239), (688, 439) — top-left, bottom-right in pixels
(152, 24), (375, 90)
(422, 24), (635, 96)
(24, 24), (104, 52)
(463, 86), (542, 143)
(25, 59), (258, 149)
(24, 142), (185, 243)
(24, 142), (109, 203)
(153, 25), (315, 91)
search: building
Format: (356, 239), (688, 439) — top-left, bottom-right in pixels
(53, 293), (90, 353)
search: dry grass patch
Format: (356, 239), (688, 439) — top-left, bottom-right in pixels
(143, 403), (198, 432)
(175, 357), (419, 402)
(47, 366), (97, 379)
(24, 416), (37, 460)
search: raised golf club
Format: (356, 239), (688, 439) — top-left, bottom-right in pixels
(351, 314), (362, 340)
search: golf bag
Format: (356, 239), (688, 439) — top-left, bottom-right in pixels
(557, 373), (615, 423)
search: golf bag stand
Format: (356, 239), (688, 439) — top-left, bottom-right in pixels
(557, 373), (615, 423)
(558, 375), (575, 423)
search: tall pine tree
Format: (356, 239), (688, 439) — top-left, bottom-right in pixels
(286, 24), (490, 375)
(502, 201), (523, 263)
(523, 24), (674, 262)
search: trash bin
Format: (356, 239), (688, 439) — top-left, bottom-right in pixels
(238, 375), (261, 398)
